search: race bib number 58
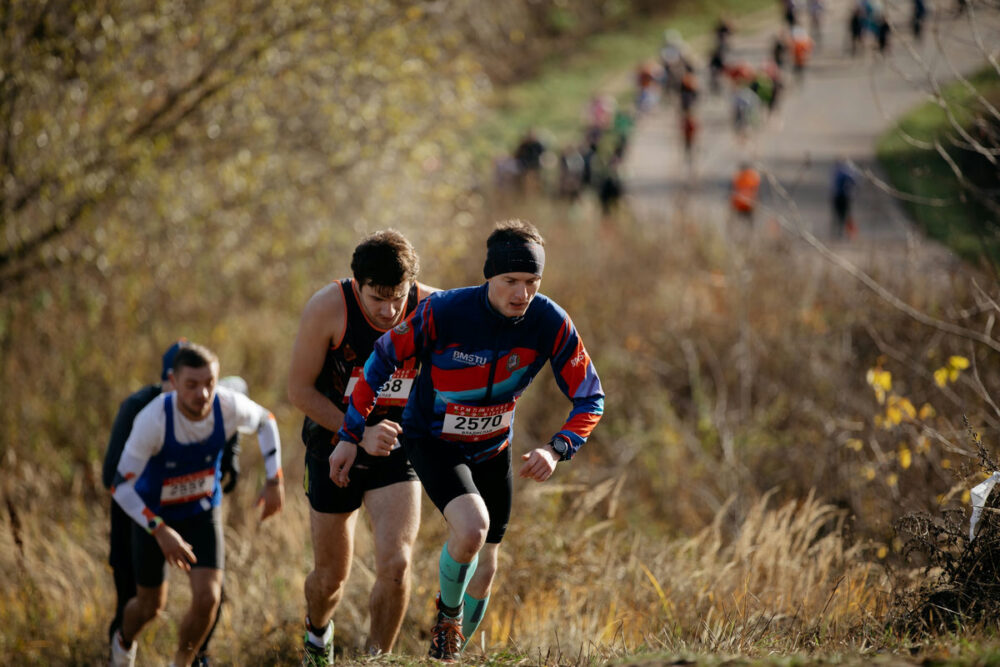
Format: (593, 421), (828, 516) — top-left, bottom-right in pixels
(441, 402), (515, 442)
(344, 368), (416, 407)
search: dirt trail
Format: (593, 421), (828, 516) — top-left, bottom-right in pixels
(623, 0), (999, 266)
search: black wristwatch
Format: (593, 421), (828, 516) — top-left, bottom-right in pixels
(548, 438), (569, 461)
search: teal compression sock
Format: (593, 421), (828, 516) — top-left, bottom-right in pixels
(439, 542), (478, 610)
(461, 592), (490, 649)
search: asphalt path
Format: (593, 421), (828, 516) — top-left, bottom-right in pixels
(624, 0), (1000, 253)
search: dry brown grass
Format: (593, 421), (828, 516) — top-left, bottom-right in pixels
(0, 478), (886, 663)
(2, 192), (1000, 663)
(480, 490), (886, 658)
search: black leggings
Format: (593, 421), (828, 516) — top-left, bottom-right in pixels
(403, 437), (513, 543)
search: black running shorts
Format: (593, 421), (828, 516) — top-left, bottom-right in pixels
(402, 436), (512, 544)
(132, 505), (224, 587)
(304, 444), (418, 514)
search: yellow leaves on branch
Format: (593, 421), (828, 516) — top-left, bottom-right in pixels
(884, 395), (916, 426)
(898, 446), (912, 470)
(854, 442), (921, 487)
(866, 366), (892, 405)
(865, 361), (937, 429)
(854, 362), (948, 487)
(934, 355), (970, 387)
(950, 355), (970, 369)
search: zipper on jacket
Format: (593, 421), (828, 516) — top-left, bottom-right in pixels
(484, 332), (502, 402)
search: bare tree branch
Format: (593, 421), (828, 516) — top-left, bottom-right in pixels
(762, 168), (1000, 356)
(0, 194), (95, 272)
(0, 5), (317, 290)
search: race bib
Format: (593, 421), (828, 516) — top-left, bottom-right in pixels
(160, 468), (215, 506)
(441, 402), (515, 442)
(344, 368), (416, 407)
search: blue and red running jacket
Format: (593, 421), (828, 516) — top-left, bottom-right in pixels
(337, 283), (604, 462)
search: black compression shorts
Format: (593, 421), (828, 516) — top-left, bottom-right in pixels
(132, 505), (224, 587)
(304, 444), (418, 514)
(402, 436), (512, 544)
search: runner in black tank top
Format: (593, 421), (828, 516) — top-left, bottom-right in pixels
(287, 230), (436, 660)
(302, 277), (420, 456)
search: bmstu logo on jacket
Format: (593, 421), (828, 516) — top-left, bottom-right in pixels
(453, 350), (487, 366)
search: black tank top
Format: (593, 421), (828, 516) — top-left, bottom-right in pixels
(302, 278), (420, 453)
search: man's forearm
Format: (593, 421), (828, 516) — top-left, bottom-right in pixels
(289, 386), (346, 433)
(111, 452), (161, 532)
(256, 413), (283, 481)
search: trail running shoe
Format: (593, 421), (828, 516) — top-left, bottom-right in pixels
(108, 630), (136, 667)
(302, 622), (334, 667)
(428, 603), (464, 662)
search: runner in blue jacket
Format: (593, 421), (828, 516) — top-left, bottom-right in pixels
(336, 219), (604, 661)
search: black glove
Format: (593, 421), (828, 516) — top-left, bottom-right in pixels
(220, 435), (241, 494)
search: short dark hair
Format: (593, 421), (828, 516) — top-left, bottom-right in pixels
(172, 343), (219, 376)
(486, 219), (545, 249)
(351, 230), (419, 290)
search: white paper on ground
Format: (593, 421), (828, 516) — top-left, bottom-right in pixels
(969, 471), (1000, 541)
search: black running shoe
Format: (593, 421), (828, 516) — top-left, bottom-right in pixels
(428, 595), (464, 662)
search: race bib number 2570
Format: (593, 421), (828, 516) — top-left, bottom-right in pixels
(441, 402), (515, 442)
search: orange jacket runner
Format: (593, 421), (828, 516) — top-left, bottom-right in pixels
(730, 167), (761, 213)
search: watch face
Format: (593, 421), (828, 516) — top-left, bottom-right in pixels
(551, 440), (568, 455)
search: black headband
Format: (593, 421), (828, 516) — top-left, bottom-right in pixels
(483, 242), (545, 279)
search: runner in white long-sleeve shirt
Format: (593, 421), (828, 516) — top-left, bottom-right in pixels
(109, 342), (284, 667)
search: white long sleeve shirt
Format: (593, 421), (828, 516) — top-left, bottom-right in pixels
(112, 385), (281, 531)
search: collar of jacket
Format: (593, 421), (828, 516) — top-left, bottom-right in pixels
(478, 282), (527, 326)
